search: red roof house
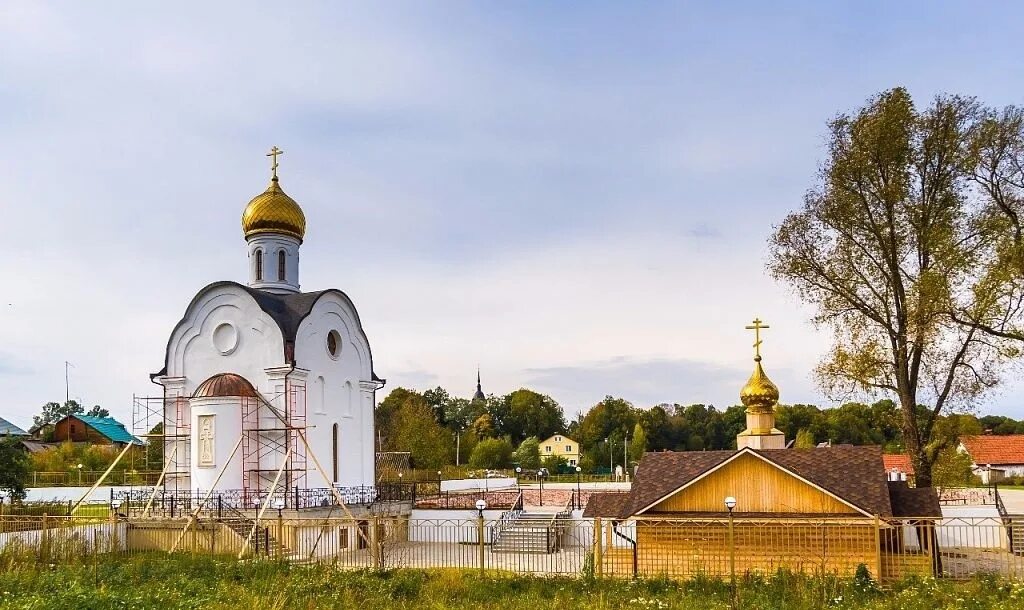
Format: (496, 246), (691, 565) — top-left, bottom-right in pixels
(958, 435), (1024, 483)
(882, 454), (914, 481)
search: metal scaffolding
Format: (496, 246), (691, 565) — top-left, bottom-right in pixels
(133, 374), (308, 495)
(241, 377), (307, 495)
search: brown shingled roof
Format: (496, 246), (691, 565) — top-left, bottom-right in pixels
(625, 450), (734, 517)
(625, 446), (894, 518)
(887, 481), (941, 518)
(582, 492), (631, 519)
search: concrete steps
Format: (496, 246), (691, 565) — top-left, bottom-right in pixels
(1007, 516), (1024, 555)
(491, 512), (562, 554)
(220, 515), (291, 558)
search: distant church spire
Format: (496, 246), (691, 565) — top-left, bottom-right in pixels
(472, 367), (485, 402)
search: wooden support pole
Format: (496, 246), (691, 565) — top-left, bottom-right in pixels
(142, 445), (177, 517)
(239, 448), (291, 559)
(169, 435), (243, 553)
(873, 514), (882, 581)
(594, 517), (603, 577)
(70, 442), (135, 515)
(296, 429), (372, 548)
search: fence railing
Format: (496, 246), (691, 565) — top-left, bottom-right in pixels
(413, 489), (522, 510)
(28, 471), (165, 487)
(112, 483), (442, 517)
(1, 514), (1022, 581)
(938, 486), (997, 506)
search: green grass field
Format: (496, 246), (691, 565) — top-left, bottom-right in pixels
(0, 556), (1022, 609)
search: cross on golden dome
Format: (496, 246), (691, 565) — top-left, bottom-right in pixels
(745, 317), (770, 360)
(266, 146), (284, 180)
(242, 147), (306, 242)
(739, 317), (779, 412)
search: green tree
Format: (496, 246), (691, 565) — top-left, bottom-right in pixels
(541, 454), (568, 473)
(499, 389), (565, 444)
(931, 446), (976, 489)
(630, 422), (647, 463)
(577, 396), (637, 457)
(794, 429), (816, 448)
(145, 422), (164, 468)
(0, 437), (29, 501)
(422, 386), (451, 426)
(513, 437), (541, 470)
(469, 438), (513, 469)
(469, 413), (496, 439)
(769, 88), (1024, 487)
(385, 391), (452, 469)
(375, 387), (421, 449)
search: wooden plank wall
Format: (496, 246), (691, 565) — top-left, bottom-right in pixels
(621, 522), (876, 578)
(649, 453), (858, 514)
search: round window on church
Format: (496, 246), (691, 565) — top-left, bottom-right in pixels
(327, 330), (342, 359)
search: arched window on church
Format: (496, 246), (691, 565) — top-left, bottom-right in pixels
(332, 423), (339, 483)
(278, 250), (286, 281)
(314, 376), (326, 415)
(254, 249), (263, 281)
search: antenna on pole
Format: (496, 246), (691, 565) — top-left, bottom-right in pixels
(65, 361), (74, 405)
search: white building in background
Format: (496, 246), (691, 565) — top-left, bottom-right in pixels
(150, 148), (383, 495)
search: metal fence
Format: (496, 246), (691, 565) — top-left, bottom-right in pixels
(1, 514), (1023, 581)
(28, 471), (165, 487)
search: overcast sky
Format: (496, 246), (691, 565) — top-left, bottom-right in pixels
(2, 1), (1024, 431)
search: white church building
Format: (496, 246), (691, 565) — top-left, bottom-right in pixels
(149, 148), (383, 499)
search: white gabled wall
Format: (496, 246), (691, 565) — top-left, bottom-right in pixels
(158, 284), (289, 490)
(293, 292), (376, 489)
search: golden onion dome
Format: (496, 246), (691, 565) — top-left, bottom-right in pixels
(740, 355), (779, 412)
(241, 177), (306, 242)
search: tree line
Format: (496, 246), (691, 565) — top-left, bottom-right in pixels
(374, 385), (1018, 474)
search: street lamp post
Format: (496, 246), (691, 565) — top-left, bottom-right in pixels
(77, 463), (83, 485)
(538, 470), (544, 506)
(456, 427), (463, 467)
(605, 437), (611, 478)
(575, 466), (582, 510)
(475, 499), (487, 574)
(725, 496), (737, 608)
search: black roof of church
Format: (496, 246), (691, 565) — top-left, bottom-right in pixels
(152, 281), (383, 383)
(472, 369), (485, 401)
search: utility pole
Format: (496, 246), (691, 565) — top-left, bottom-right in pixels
(65, 361), (74, 405)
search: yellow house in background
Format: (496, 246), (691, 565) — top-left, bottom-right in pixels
(540, 434), (580, 466)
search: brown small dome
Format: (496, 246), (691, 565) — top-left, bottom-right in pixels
(192, 373), (259, 399)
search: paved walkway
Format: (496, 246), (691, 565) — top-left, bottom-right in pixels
(999, 489), (1024, 514)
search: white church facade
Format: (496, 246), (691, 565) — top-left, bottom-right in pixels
(150, 148), (382, 497)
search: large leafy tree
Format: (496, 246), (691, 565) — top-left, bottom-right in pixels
(769, 88), (1024, 486)
(376, 388), (452, 468)
(469, 438), (513, 469)
(513, 436), (541, 470)
(0, 437), (29, 501)
(499, 389), (565, 445)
